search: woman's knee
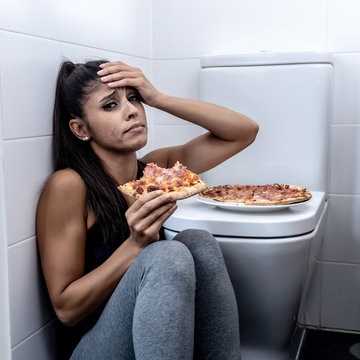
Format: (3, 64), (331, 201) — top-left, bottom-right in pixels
(142, 240), (196, 283)
(174, 229), (227, 273)
(174, 229), (221, 253)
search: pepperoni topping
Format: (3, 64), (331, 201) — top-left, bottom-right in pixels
(143, 163), (163, 178)
(143, 161), (189, 181)
(147, 185), (159, 192)
(174, 179), (183, 187)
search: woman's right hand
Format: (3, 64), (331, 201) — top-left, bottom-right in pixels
(125, 190), (177, 249)
(97, 61), (163, 108)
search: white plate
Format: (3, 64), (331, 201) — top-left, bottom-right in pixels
(196, 195), (312, 213)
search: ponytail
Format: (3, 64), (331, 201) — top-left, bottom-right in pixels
(52, 60), (131, 248)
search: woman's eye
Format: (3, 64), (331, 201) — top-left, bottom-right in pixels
(128, 95), (139, 102)
(103, 101), (117, 111)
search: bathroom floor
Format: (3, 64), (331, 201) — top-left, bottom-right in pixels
(298, 329), (360, 359)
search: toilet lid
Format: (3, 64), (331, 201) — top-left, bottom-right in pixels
(163, 191), (326, 238)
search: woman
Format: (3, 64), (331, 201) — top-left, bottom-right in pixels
(36, 59), (258, 359)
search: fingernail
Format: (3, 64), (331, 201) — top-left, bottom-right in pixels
(99, 63), (106, 68)
(97, 69), (104, 75)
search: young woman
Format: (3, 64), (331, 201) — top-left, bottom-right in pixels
(36, 60), (259, 359)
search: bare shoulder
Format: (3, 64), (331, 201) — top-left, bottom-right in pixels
(37, 168), (87, 214)
(41, 169), (86, 198)
(46, 168), (85, 190)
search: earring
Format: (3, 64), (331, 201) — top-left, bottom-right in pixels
(82, 136), (90, 141)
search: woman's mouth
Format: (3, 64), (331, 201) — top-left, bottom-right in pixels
(124, 123), (145, 134)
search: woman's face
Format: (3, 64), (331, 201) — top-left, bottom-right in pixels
(81, 83), (148, 154)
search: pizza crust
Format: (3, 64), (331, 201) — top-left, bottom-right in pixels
(168, 181), (208, 201)
(243, 195), (311, 206)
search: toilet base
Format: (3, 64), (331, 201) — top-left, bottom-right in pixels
(216, 234), (312, 355)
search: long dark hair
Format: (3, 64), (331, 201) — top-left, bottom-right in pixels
(53, 59), (137, 248)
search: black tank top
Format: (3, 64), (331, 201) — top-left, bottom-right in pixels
(84, 160), (146, 273)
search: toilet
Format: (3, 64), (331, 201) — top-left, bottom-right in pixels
(163, 52), (332, 360)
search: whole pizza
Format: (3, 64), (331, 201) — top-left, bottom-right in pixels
(199, 184), (312, 206)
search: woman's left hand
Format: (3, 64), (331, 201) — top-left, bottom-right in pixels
(97, 61), (163, 107)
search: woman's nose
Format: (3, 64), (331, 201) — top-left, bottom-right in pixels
(125, 101), (139, 119)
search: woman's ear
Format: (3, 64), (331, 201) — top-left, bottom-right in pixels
(69, 118), (91, 141)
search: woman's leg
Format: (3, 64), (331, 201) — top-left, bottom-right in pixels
(70, 240), (196, 360)
(174, 229), (241, 360)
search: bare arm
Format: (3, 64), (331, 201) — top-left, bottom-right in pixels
(140, 94), (258, 173)
(98, 61), (259, 173)
(36, 169), (176, 326)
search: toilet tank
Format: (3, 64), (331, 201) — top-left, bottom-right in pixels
(200, 52), (333, 191)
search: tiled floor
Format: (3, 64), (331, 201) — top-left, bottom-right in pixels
(299, 329), (360, 359)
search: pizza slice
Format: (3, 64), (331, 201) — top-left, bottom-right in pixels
(118, 161), (208, 201)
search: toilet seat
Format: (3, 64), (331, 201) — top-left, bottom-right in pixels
(163, 191), (326, 238)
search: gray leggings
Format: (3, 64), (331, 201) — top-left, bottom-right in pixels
(70, 229), (241, 359)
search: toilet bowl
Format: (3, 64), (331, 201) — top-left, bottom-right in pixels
(164, 193), (327, 360)
(163, 52), (333, 360)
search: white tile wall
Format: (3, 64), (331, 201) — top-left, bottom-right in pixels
(0, 0), (152, 58)
(8, 237), (54, 347)
(323, 195), (360, 263)
(152, 60), (201, 100)
(146, 58), (205, 156)
(0, 0), (62, 42)
(11, 321), (57, 360)
(151, 59), (201, 126)
(0, 31), (62, 140)
(332, 53), (360, 125)
(328, 0), (360, 52)
(0, 100), (11, 360)
(152, 0), (327, 59)
(320, 50), (360, 331)
(329, 126), (360, 195)
(151, 124), (203, 151)
(59, 43), (152, 76)
(325, 51), (360, 267)
(321, 262), (360, 331)
(4, 137), (52, 246)
(56, 0), (151, 58)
